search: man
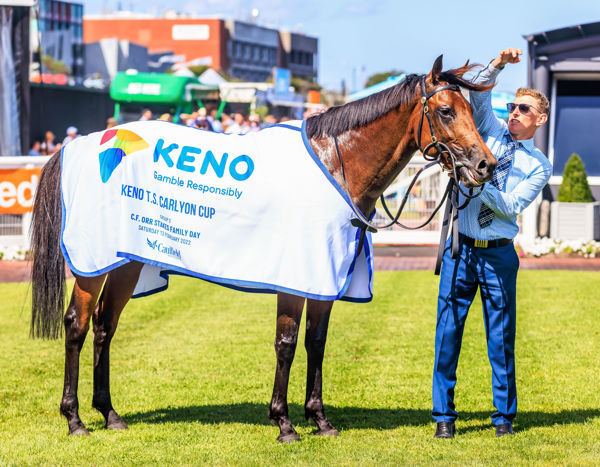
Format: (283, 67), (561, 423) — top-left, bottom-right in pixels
(62, 126), (79, 146)
(432, 48), (552, 439)
(139, 108), (152, 121)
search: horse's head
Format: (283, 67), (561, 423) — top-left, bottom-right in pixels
(412, 55), (497, 187)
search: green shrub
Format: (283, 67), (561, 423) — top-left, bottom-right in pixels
(557, 153), (594, 202)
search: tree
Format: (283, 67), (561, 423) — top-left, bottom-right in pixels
(364, 70), (404, 89)
(557, 153), (594, 202)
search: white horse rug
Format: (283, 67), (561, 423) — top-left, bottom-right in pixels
(60, 120), (373, 302)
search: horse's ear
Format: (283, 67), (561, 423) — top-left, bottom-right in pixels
(428, 54), (443, 84)
(464, 59), (470, 67)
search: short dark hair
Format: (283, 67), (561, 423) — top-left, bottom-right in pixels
(516, 88), (550, 115)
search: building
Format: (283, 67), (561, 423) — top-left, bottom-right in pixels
(279, 30), (318, 81)
(524, 21), (600, 199)
(83, 14), (318, 83)
(84, 38), (150, 83)
(224, 19), (278, 82)
(32, 0), (84, 80)
(84, 16), (227, 76)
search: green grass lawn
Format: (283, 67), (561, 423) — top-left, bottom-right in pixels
(1, 271), (599, 465)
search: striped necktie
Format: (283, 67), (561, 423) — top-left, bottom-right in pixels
(477, 134), (517, 228)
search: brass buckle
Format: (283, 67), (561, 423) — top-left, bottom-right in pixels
(474, 239), (488, 248)
(431, 135), (437, 143)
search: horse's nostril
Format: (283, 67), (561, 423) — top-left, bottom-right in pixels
(477, 159), (488, 172)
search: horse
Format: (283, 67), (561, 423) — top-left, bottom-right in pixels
(30, 56), (496, 442)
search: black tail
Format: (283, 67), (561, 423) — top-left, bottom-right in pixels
(30, 151), (65, 339)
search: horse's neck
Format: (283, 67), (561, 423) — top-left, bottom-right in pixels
(310, 109), (418, 215)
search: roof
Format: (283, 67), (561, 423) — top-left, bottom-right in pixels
(347, 74), (406, 101)
(523, 21), (600, 49)
(110, 72), (217, 104)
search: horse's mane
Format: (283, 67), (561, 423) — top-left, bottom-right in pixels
(305, 64), (493, 139)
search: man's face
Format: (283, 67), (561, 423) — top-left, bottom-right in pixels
(507, 95), (547, 140)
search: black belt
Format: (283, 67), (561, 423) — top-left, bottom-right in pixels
(458, 233), (513, 249)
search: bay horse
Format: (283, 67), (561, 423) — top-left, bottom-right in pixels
(30, 56), (496, 441)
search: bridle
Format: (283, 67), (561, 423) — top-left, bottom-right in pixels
(333, 76), (486, 274)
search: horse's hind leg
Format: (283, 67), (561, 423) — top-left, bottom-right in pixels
(304, 299), (339, 436)
(92, 261), (143, 430)
(269, 292), (305, 442)
(61, 273), (106, 435)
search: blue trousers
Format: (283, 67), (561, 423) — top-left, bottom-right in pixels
(432, 237), (519, 426)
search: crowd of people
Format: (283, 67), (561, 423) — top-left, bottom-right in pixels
(30, 106), (320, 156)
(140, 107), (308, 134)
(28, 127), (78, 156)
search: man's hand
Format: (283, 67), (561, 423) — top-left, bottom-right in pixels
(491, 48), (522, 69)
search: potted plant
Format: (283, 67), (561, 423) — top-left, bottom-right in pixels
(550, 153), (600, 241)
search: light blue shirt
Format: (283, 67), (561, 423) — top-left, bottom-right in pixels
(458, 64), (553, 240)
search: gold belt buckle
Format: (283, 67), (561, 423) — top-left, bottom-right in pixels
(474, 239), (488, 248)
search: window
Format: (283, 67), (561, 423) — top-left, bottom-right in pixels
(551, 79), (600, 176)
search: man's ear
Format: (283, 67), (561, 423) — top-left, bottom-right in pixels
(536, 113), (548, 127)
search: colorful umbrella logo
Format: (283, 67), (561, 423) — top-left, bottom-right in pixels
(99, 129), (149, 182)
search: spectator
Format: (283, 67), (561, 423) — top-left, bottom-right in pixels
(106, 117), (118, 129)
(194, 117), (213, 131)
(262, 114), (278, 129)
(62, 126), (79, 146)
(221, 113), (233, 133)
(225, 112), (248, 135)
(248, 114), (261, 132)
(28, 141), (42, 156)
(157, 113), (173, 122)
(139, 108), (152, 121)
(208, 108), (223, 133)
(40, 131), (55, 155)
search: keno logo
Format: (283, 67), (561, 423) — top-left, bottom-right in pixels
(98, 129), (149, 182)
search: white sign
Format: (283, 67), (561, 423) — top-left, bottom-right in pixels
(127, 83), (161, 95)
(172, 25), (210, 41)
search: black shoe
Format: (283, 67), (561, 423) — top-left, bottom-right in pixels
(495, 423), (514, 437)
(434, 421), (455, 439)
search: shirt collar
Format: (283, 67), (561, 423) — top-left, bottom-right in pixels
(507, 131), (534, 153)
(516, 137), (535, 153)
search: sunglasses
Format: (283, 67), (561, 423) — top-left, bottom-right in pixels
(506, 103), (541, 115)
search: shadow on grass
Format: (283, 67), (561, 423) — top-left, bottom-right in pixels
(125, 403), (600, 432)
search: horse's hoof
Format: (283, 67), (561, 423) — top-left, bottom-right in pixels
(277, 431), (301, 443)
(317, 427), (339, 437)
(69, 426), (90, 436)
(106, 419), (128, 430)
(106, 413), (128, 430)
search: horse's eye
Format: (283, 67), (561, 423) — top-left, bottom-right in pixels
(438, 106), (454, 118)
(439, 105), (453, 117)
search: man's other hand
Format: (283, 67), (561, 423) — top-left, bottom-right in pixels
(491, 48), (522, 69)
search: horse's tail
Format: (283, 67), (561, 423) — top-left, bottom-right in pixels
(30, 150), (65, 339)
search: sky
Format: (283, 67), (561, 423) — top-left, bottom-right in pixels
(83, 0), (599, 93)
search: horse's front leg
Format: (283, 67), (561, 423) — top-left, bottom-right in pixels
(269, 292), (305, 442)
(304, 299), (339, 436)
(92, 261), (143, 430)
(61, 274), (106, 435)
